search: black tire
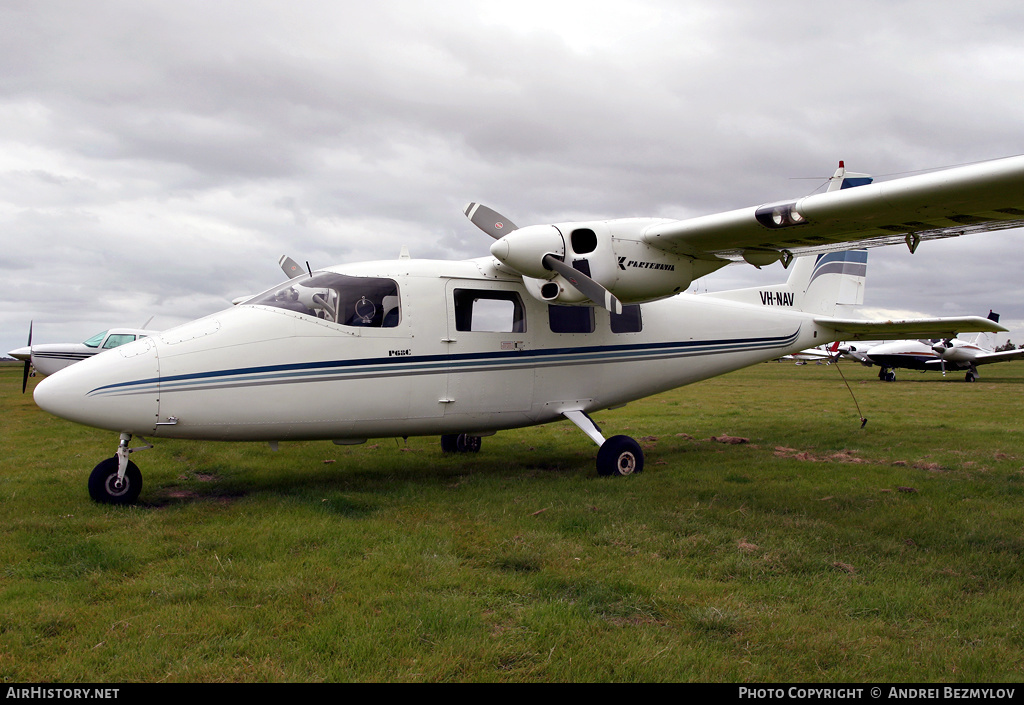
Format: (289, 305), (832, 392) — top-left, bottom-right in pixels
(965, 372), (976, 382)
(440, 433), (481, 453)
(88, 457), (143, 505)
(596, 435), (644, 477)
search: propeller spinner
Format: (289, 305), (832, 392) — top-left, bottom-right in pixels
(464, 203), (623, 314)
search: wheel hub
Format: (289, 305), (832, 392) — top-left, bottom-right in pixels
(105, 475), (131, 497)
(618, 452), (636, 474)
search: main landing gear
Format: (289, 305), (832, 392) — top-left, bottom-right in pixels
(88, 433), (152, 504)
(441, 413), (644, 477)
(564, 410), (644, 477)
(440, 433), (482, 453)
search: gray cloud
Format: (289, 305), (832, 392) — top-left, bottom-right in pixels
(3, 0), (1024, 357)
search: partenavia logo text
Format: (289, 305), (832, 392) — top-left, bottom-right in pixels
(618, 256), (675, 271)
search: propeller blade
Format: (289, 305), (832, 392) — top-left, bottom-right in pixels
(280, 255), (304, 278)
(542, 254), (623, 315)
(21, 321), (32, 394)
(464, 203), (518, 240)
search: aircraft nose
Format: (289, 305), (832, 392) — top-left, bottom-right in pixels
(8, 346), (30, 361)
(33, 338), (160, 434)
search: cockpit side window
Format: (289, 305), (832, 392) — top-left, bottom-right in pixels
(248, 273), (401, 328)
(102, 334), (137, 349)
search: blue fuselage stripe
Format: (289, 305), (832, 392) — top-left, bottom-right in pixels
(86, 329), (800, 397)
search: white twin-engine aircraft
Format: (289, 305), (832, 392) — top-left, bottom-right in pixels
(33, 156), (1024, 504)
(840, 313), (1024, 382)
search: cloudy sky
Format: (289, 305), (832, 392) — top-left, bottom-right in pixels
(3, 0), (1024, 360)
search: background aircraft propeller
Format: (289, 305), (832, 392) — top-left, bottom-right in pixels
(280, 255), (305, 278)
(21, 321), (32, 394)
(463, 202), (623, 314)
(931, 338), (955, 375)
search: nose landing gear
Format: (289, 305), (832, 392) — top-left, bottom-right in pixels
(87, 433), (152, 504)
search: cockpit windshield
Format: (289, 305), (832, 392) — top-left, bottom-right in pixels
(83, 331), (108, 348)
(248, 273), (401, 328)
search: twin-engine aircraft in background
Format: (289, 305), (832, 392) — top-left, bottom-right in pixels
(31, 156), (1024, 504)
(838, 312), (1024, 381)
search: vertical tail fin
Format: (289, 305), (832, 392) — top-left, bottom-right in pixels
(786, 249), (868, 315)
(968, 310), (1002, 348)
(702, 249), (867, 316)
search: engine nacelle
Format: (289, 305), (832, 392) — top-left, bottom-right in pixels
(491, 219), (695, 306)
(934, 341), (973, 363)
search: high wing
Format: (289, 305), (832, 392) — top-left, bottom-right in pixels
(469, 156), (1024, 312)
(815, 315), (1006, 342)
(644, 155), (1024, 264)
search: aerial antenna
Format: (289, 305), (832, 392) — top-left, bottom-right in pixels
(305, 261), (313, 277)
(830, 351), (867, 428)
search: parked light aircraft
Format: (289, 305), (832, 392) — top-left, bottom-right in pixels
(781, 342), (841, 363)
(31, 156), (1024, 504)
(839, 313), (1024, 381)
(13, 258), (303, 392)
(9, 323), (159, 394)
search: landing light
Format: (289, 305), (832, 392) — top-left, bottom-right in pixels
(756, 202), (807, 229)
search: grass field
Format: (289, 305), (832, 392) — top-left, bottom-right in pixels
(2, 360), (1023, 682)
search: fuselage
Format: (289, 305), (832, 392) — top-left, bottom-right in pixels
(33, 258), (830, 442)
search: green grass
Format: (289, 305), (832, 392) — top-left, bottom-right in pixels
(2, 360), (1023, 682)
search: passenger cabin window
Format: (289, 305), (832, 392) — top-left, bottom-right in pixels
(453, 289), (525, 332)
(548, 305), (595, 334)
(610, 304), (643, 334)
(250, 273), (400, 328)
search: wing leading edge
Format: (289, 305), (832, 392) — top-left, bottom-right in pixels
(644, 155), (1024, 262)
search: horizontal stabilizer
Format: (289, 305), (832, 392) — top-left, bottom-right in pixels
(815, 315), (1007, 341)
